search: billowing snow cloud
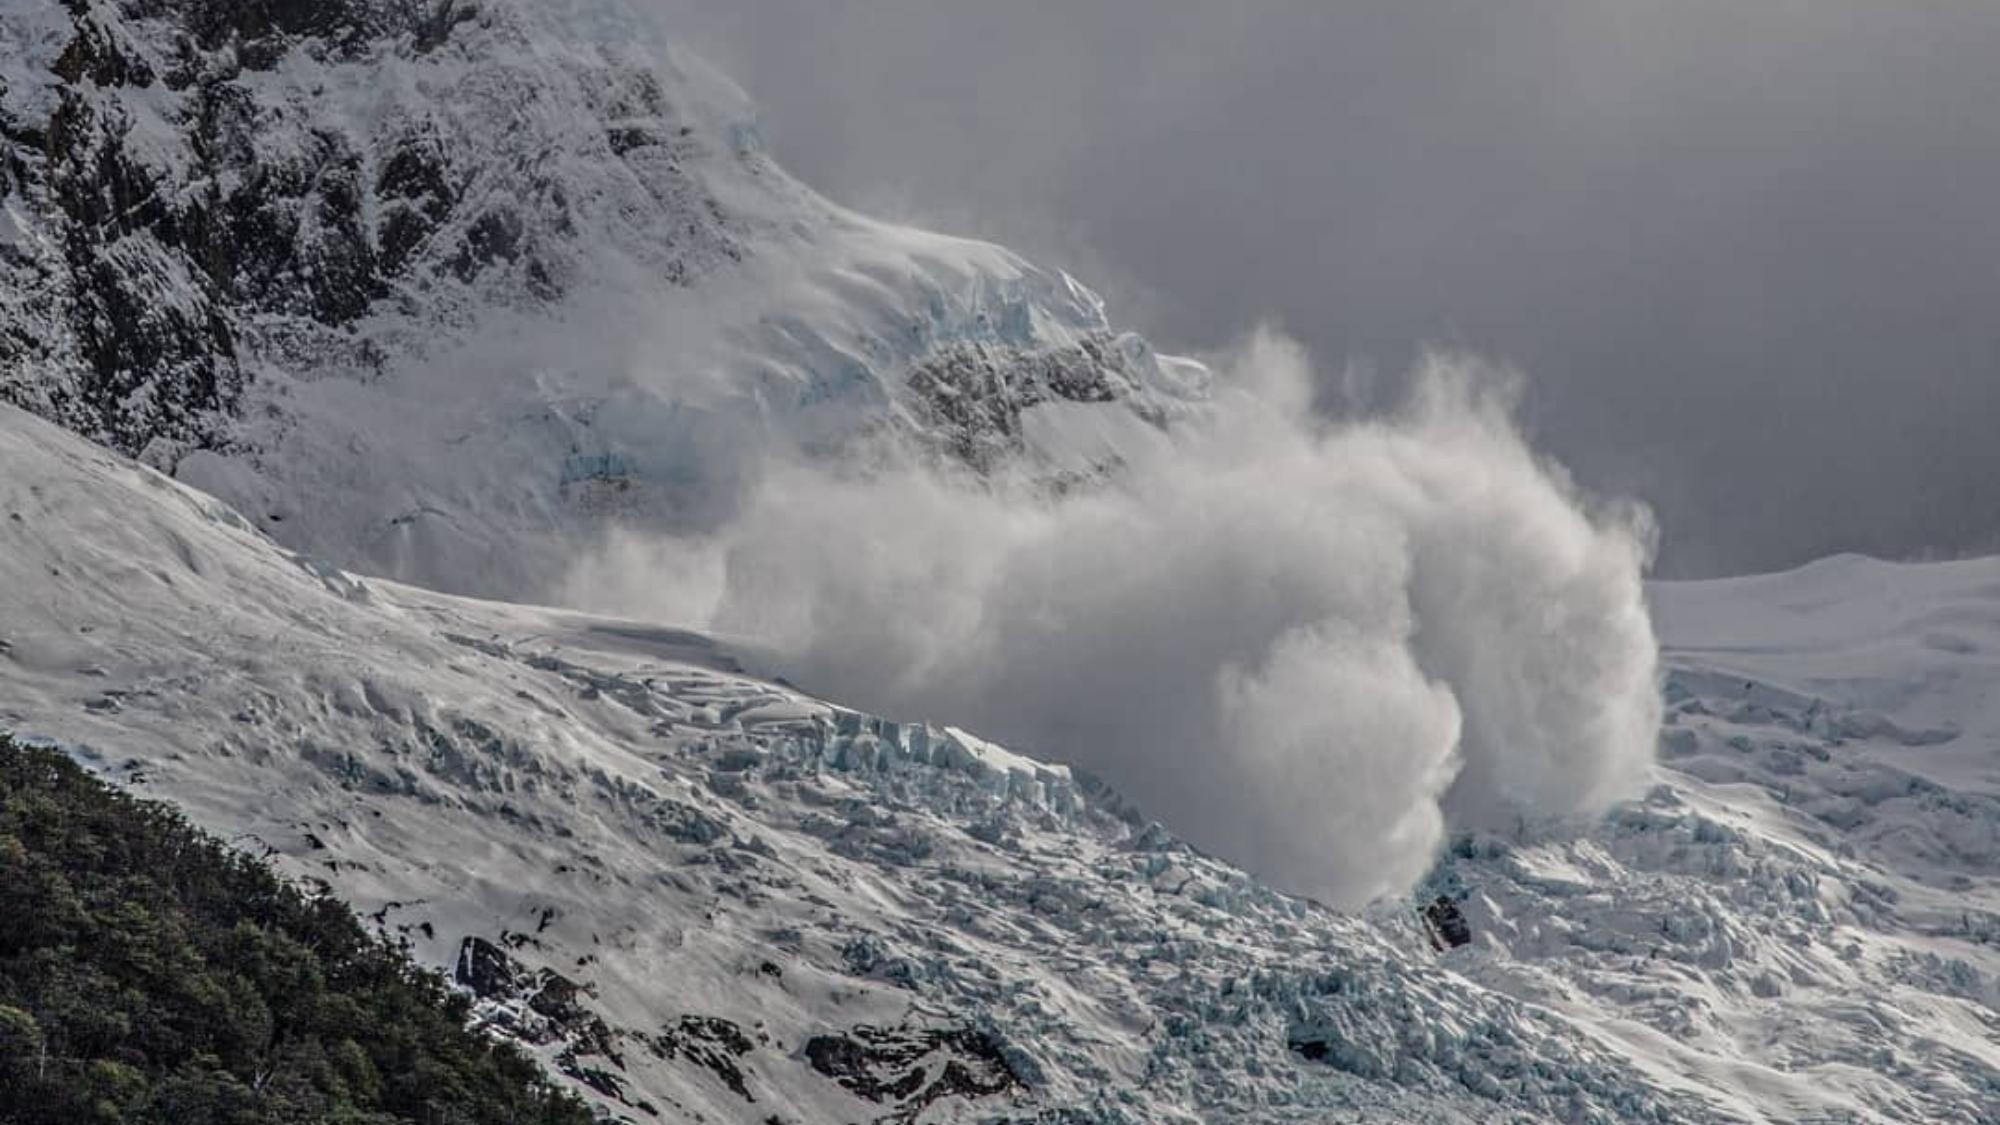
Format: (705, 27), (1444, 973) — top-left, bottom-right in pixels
(562, 331), (1660, 906)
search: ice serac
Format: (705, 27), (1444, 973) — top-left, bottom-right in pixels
(0, 401), (1724, 1123)
(0, 0), (1203, 600)
(5, 381), (1999, 1122)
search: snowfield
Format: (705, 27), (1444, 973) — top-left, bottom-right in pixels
(3, 403), (1995, 1123)
(2, 0), (1995, 1120)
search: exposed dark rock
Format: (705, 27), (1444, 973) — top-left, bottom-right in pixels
(449, 208), (526, 283)
(651, 1014), (758, 1103)
(1423, 895), (1473, 950)
(456, 930), (630, 1108)
(648, 1012), (756, 1096)
(529, 969), (589, 1026)
(456, 934), (523, 999)
(902, 333), (1143, 471)
(0, 0), (743, 463)
(413, 0), (479, 54)
(457, 934), (603, 1035)
(804, 1022), (1026, 1120)
(560, 1061), (629, 1102)
(653, 797), (731, 845)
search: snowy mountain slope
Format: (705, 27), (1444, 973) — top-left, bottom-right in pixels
(1, 0), (1203, 598)
(1425, 558), (2000, 1123)
(2, 4), (1993, 1120)
(1653, 553), (2000, 791)
(0, 399), (1728, 1123)
(6, 375), (1999, 1125)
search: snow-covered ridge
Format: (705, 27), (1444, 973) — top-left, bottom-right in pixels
(1, 0), (1202, 598)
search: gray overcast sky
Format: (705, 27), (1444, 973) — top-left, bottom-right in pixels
(652, 1), (2000, 577)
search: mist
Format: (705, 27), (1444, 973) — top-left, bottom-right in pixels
(563, 333), (1660, 906)
(647, 0), (2000, 578)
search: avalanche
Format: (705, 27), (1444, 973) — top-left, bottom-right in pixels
(0, 400), (1700, 1123)
(5, 394), (1997, 1122)
(2, 0), (1995, 1121)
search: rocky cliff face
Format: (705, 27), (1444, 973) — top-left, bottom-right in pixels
(2, 0), (748, 463)
(1, 0), (1198, 599)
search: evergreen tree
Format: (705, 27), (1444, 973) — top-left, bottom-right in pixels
(0, 737), (591, 1125)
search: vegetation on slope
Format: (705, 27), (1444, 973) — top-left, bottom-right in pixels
(0, 736), (591, 1125)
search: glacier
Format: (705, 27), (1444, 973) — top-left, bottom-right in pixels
(2, 399), (1995, 1122)
(1, 1), (1995, 1121)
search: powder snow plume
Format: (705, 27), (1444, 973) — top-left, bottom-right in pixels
(563, 330), (1661, 906)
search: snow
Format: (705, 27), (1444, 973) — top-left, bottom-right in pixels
(1421, 555), (2000, 1123)
(1653, 554), (2000, 790)
(184, 184), (1198, 600)
(0, 401), (1694, 1122)
(3, 0), (1199, 601)
(177, 2), (1202, 597)
(6, 395), (1997, 1122)
(2, 1), (1995, 1119)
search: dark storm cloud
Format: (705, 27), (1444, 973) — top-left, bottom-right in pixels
(651, 0), (2000, 576)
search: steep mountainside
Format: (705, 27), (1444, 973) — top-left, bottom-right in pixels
(3, 400), (1995, 1122)
(1, 0), (732, 452)
(1, 0), (1204, 597)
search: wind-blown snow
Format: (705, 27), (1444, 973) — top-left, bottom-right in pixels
(1432, 554), (2000, 1123)
(0, 400), (1699, 1123)
(5, 397), (1995, 1123)
(10, 4), (1993, 1119)
(2, 0), (1657, 906)
(563, 333), (1662, 907)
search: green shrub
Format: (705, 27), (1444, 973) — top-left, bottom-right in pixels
(0, 738), (591, 1125)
